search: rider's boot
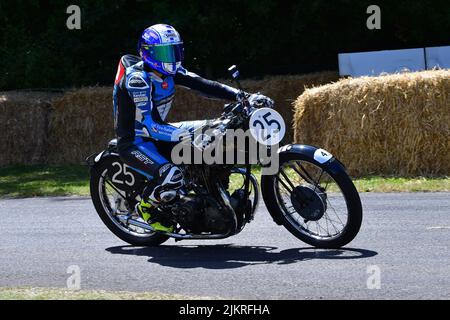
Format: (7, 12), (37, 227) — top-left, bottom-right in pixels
(136, 196), (174, 233)
(136, 164), (184, 233)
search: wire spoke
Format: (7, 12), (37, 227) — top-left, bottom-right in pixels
(279, 168), (297, 191)
(289, 162), (312, 184)
(315, 221), (329, 236)
(327, 198), (346, 227)
(313, 169), (324, 193)
(323, 180), (330, 192)
(324, 214), (330, 235)
(277, 177), (293, 195)
(323, 212), (342, 233)
(295, 161), (317, 184)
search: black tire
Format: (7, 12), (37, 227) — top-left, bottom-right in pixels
(89, 157), (169, 246)
(261, 153), (362, 249)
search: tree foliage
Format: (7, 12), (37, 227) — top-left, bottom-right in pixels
(0, 0), (449, 89)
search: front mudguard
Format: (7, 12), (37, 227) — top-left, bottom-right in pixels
(261, 144), (348, 225)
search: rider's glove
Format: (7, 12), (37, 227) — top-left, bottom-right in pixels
(248, 93), (274, 108)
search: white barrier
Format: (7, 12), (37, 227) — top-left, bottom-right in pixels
(339, 46), (450, 77)
(426, 46), (450, 69)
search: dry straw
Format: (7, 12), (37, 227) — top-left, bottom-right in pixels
(293, 70), (450, 177)
(47, 87), (113, 164)
(0, 91), (61, 166)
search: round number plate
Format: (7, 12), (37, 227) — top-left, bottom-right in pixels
(249, 108), (286, 145)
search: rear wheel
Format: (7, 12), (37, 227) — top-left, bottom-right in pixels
(90, 155), (169, 246)
(262, 154), (362, 248)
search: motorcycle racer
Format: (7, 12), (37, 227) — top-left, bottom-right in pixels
(113, 24), (270, 232)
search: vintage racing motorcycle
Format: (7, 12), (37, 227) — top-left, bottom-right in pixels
(87, 66), (362, 249)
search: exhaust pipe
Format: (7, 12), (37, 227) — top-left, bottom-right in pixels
(117, 215), (230, 240)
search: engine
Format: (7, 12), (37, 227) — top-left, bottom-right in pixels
(172, 165), (253, 235)
(170, 195), (231, 234)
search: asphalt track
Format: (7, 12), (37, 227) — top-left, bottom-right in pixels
(0, 193), (449, 299)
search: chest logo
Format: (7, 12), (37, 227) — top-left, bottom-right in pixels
(161, 81), (169, 90)
(128, 75), (149, 89)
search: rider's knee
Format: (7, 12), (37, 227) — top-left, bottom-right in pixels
(145, 163), (184, 203)
(157, 163), (184, 189)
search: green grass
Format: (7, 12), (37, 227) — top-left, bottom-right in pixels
(0, 165), (449, 198)
(0, 287), (217, 300)
(0, 165), (90, 198)
(351, 176), (450, 193)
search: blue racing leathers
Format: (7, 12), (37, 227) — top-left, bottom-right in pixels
(112, 54), (239, 199)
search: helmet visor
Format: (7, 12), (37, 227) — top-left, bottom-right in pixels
(144, 43), (184, 63)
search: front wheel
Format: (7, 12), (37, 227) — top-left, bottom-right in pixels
(261, 153), (362, 249)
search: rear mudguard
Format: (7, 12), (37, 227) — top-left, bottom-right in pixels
(85, 149), (118, 168)
(261, 144), (348, 225)
(85, 139), (119, 168)
(86, 143), (148, 195)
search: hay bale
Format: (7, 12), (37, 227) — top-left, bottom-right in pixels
(293, 70), (450, 176)
(243, 72), (339, 143)
(47, 87), (113, 164)
(0, 91), (61, 166)
(167, 86), (225, 122)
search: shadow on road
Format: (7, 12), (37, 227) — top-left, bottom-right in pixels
(106, 244), (378, 269)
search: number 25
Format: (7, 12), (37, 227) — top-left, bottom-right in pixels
(253, 112), (281, 140)
(111, 162), (135, 186)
